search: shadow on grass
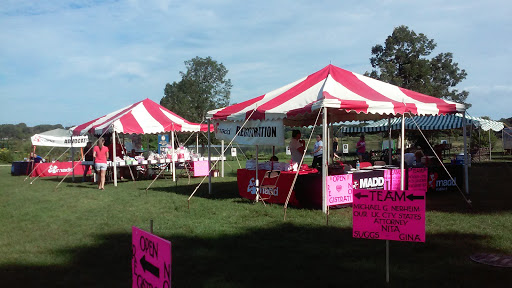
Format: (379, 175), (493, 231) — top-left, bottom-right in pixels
(149, 178), (242, 200)
(1, 224), (510, 288)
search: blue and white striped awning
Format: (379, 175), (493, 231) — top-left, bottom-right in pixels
(342, 114), (504, 133)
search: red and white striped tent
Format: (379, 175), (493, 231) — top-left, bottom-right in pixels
(206, 64), (468, 212)
(207, 64), (465, 125)
(71, 98), (211, 136)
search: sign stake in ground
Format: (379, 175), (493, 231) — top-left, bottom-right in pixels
(353, 189), (426, 283)
(132, 226), (172, 288)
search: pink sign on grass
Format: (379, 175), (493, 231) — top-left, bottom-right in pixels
(132, 226), (172, 288)
(352, 189), (425, 242)
(327, 174), (353, 206)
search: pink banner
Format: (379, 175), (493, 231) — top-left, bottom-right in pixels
(132, 227), (172, 288)
(352, 189), (425, 242)
(383, 168), (428, 191)
(408, 168), (428, 191)
(383, 169), (401, 190)
(326, 174), (353, 206)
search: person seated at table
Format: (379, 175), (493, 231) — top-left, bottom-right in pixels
(413, 150), (426, 168)
(270, 155), (279, 162)
(106, 137), (127, 180)
(33, 154), (44, 163)
(106, 138), (125, 161)
(289, 130), (305, 170)
(402, 148), (416, 167)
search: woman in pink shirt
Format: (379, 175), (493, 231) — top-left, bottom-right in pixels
(93, 137), (109, 190)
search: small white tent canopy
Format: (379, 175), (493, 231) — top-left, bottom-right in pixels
(31, 128), (89, 147)
(29, 128), (89, 181)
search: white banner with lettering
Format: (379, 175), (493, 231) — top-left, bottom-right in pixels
(31, 134), (89, 147)
(213, 120), (285, 146)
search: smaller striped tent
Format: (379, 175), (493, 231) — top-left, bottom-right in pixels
(71, 98), (212, 135)
(342, 114), (503, 133)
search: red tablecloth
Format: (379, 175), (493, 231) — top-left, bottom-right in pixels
(237, 169), (317, 206)
(32, 162), (90, 177)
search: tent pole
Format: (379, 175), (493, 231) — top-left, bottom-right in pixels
(322, 107), (328, 213)
(462, 112), (469, 195)
(388, 116), (392, 165)
(221, 140), (225, 177)
(171, 130), (176, 182)
(196, 133), (199, 156)
(71, 135), (75, 182)
(255, 145), (259, 202)
(208, 119), (212, 195)
(329, 122), (333, 164)
(489, 129), (492, 161)
(113, 130), (117, 187)
(400, 113), (405, 190)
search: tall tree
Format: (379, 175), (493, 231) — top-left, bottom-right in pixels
(367, 25), (470, 107)
(160, 56), (232, 123)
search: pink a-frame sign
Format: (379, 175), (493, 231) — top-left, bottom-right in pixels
(132, 226), (172, 288)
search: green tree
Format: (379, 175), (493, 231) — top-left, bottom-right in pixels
(498, 117), (511, 127)
(160, 56), (232, 124)
(367, 25), (470, 107)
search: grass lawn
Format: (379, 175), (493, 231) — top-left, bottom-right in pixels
(0, 162), (511, 287)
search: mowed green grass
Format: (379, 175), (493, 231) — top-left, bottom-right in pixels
(0, 163), (511, 287)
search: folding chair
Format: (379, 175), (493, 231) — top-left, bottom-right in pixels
(256, 170), (281, 206)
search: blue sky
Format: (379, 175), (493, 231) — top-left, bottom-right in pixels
(1, 0), (511, 127)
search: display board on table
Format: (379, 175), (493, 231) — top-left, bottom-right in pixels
(214, 120), (285, 146)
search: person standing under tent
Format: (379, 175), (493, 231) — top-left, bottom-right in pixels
(311, 134), (323, 169)
(356, 135), (366, 162)
(82, 142), (94, 182)
(333, 137), (338, 154)
(93, 137), (109, 190)
(289, 130), (305, 170)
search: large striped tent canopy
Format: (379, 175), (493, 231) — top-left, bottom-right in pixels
(342, 114), (504, 133)
(207, 64), (466, 126)
(71, 98), (212, 135)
